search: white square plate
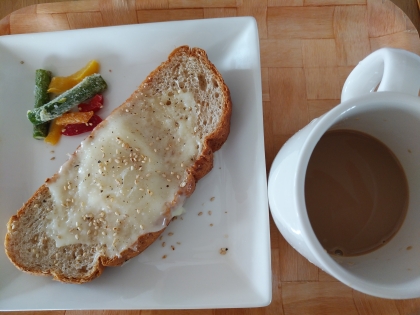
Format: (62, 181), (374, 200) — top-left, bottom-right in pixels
(0, 17), (270, 310)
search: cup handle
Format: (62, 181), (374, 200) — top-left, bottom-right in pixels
(341, 48), (420, 102)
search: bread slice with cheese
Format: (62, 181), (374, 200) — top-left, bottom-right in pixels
(4, 46), (232, 284)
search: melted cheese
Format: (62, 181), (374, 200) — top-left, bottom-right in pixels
(46, 91), (200, 257)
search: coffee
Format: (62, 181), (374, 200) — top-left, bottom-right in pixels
(305, 130), (409, 257)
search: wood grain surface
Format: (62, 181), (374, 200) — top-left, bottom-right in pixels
(1, 0), (420, 314)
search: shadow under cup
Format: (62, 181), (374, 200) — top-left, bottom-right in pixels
(300, 94), (420, 297)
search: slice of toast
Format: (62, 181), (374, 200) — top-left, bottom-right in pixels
(4, 46), (232, 284)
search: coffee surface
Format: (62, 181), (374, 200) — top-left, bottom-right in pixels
(305, 130), (408, 256)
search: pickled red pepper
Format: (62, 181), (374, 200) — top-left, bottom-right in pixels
(78, 94), (103, 112)
(62, 114), (103, 136)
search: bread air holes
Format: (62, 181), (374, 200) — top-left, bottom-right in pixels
(79, 266), (88, 273)
(198, 74), (207, 91)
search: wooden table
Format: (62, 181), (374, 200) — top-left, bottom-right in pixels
(2, 0), (420, 314)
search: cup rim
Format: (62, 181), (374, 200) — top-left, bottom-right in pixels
(291, 91), (420, 298)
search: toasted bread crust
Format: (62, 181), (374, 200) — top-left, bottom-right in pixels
(4, 46), (231, 284)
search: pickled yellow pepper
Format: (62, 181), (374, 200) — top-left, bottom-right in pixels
(44, 119), (62, 145)
(47, 60), (99, 94)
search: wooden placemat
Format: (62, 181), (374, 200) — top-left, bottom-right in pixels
(2, 1), (420, 314)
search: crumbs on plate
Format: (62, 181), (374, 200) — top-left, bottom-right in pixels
(220, 248), (228, 255)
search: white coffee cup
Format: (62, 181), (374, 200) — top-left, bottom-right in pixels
(268, 48), (420, 299)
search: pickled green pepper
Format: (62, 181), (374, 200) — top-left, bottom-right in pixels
(33, 69), (52, 139)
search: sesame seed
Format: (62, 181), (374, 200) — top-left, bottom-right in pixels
(115, 211), (120, 216)
(140, 224), (144, 230)
(180, 182), (186, 187)
(75, 234), (79, 240)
